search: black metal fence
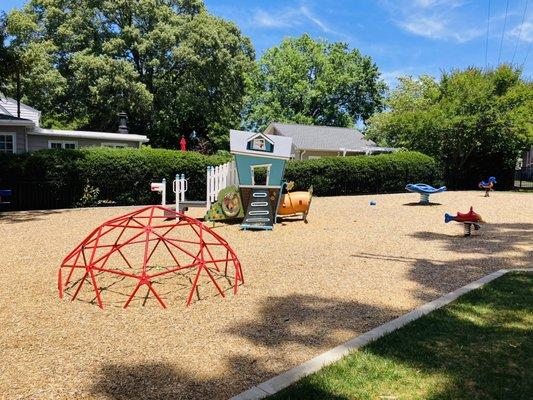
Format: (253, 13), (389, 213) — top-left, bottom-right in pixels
(1, 169), (528, 212)
(514, 166), (533, 190)
(1, 181), (80, 211)
(0, 180), (161, 212)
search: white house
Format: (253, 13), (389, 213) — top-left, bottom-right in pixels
(0, 96), (149, 154)
(264, 122), (395, 160)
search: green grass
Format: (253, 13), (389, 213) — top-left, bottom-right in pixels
(269, 273), (533, 400)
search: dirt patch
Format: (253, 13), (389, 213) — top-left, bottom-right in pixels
(1, 191), (531, 399)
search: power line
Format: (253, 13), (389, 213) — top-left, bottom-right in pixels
(522, 42), (531, 67)
(497, 0), (510, 65)
(511, 0), (529, 65)
(485, 0), (491, 68)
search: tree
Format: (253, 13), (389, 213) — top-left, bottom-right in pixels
(366, 65), (533, 189)
(0, 12), (24, 116)
(242, 34), (386, 132)
(0, 12), (11, 95)
(4, 0), (254, 151)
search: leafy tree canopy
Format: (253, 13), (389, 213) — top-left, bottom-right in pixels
(3, 0), (254, 151)
(242, 34), (386, 132)
(366, 65), (533, 189)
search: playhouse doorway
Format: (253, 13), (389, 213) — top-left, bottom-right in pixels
(251, 164), (270, 186)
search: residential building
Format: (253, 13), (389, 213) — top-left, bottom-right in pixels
(0, 96), (148, 154)
(264, 122), (395, 160)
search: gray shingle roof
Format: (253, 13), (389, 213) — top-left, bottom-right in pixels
(268, 123), (376, 151)
(0, 113), (32, 122)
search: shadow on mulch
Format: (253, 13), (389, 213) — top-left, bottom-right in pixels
(402, 201), (442, 206)
(351, 222), (533, 303)
(0, 209), (62, 224)
(91, 295), (402, 400)
(227, 294), (402, 349)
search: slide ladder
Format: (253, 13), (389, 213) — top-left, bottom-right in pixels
(241, 188), (274, 230)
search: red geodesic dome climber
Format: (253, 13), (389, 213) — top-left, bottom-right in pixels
(58, 206), (243, 309)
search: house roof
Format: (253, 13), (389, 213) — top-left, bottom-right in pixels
(1, 97), (40, 113)
(230, 129), (293, 159)
(0, 96), (41, 126)
(265, 122), (376, 152)
(0, 113), (36, 127)
(30, 128), (149, 143)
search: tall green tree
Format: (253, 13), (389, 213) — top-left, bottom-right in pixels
(3, 0), (254, 150)
(242, 34), (386, 132)
(366, 65), (533, 189)
(0, 12), (10, 95)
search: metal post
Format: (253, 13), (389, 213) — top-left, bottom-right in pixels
(175, 173), (180, 215)
(206, 166), (211, 209)
(161, 178), (166, 206)
(180, 174), (186, 202)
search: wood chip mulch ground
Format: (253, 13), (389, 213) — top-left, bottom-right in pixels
(1, 191), (531, 400)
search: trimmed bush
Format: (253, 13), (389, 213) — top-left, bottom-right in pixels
(285, 151), (441, 196)
(0, 147), (231, 210)
(0, 148), (440, 210)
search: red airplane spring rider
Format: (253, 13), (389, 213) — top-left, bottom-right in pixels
(444, 206), (484, 236)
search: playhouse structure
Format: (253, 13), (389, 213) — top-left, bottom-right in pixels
(229, 130), (293, 230)
(153, 129), (312, 230)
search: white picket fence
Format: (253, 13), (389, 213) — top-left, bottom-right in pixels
(173, 174), (187, 212)
(171, 160), (238, 212)
(206, 160), (238, 209)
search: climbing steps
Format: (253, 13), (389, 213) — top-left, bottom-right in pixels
(241, 188), (275, 230)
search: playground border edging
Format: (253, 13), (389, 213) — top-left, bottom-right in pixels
(230, 268), (532, 400)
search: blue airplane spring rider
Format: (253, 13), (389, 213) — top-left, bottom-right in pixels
(405, 183), (447, 204)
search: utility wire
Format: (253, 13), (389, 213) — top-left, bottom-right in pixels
(497, 0), (510, 65)
(485, 0), (491, 68)
(522, 42), (531, 67)
(511, 0), (529, 65)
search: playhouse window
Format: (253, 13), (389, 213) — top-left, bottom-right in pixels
(252, 138), (266, 151)
(251, 164), (271, 186)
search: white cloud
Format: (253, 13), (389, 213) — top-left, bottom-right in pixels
(399, 15), (484, 43)
(381, 0), (486, 43)
(411, 0), (465, 8)
(509, 20), (533, 43)
(299, 5), (334, 34)
(251, 4), (345, 37)
(252, 9), (294, 28)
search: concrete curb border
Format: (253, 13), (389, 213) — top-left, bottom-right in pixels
(230, 268), (532, 400)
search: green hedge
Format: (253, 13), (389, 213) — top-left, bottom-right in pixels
(0, 148), (440, 210)
(285, 151), (442, 196)
(0, 147), (231, 209)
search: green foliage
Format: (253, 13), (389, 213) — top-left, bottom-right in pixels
(0, 149), (437, 209)
(75, 181), (102, 208)
(284, 151), (441, 196)
(3, 0), (254, 151)
(366, 65), (533, 189)
(242, 34), (387, 132)
(0, 147), (231, 208)
(0, 12), (12, 93)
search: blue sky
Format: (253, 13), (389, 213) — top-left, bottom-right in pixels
(2, 0), (532, 87)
